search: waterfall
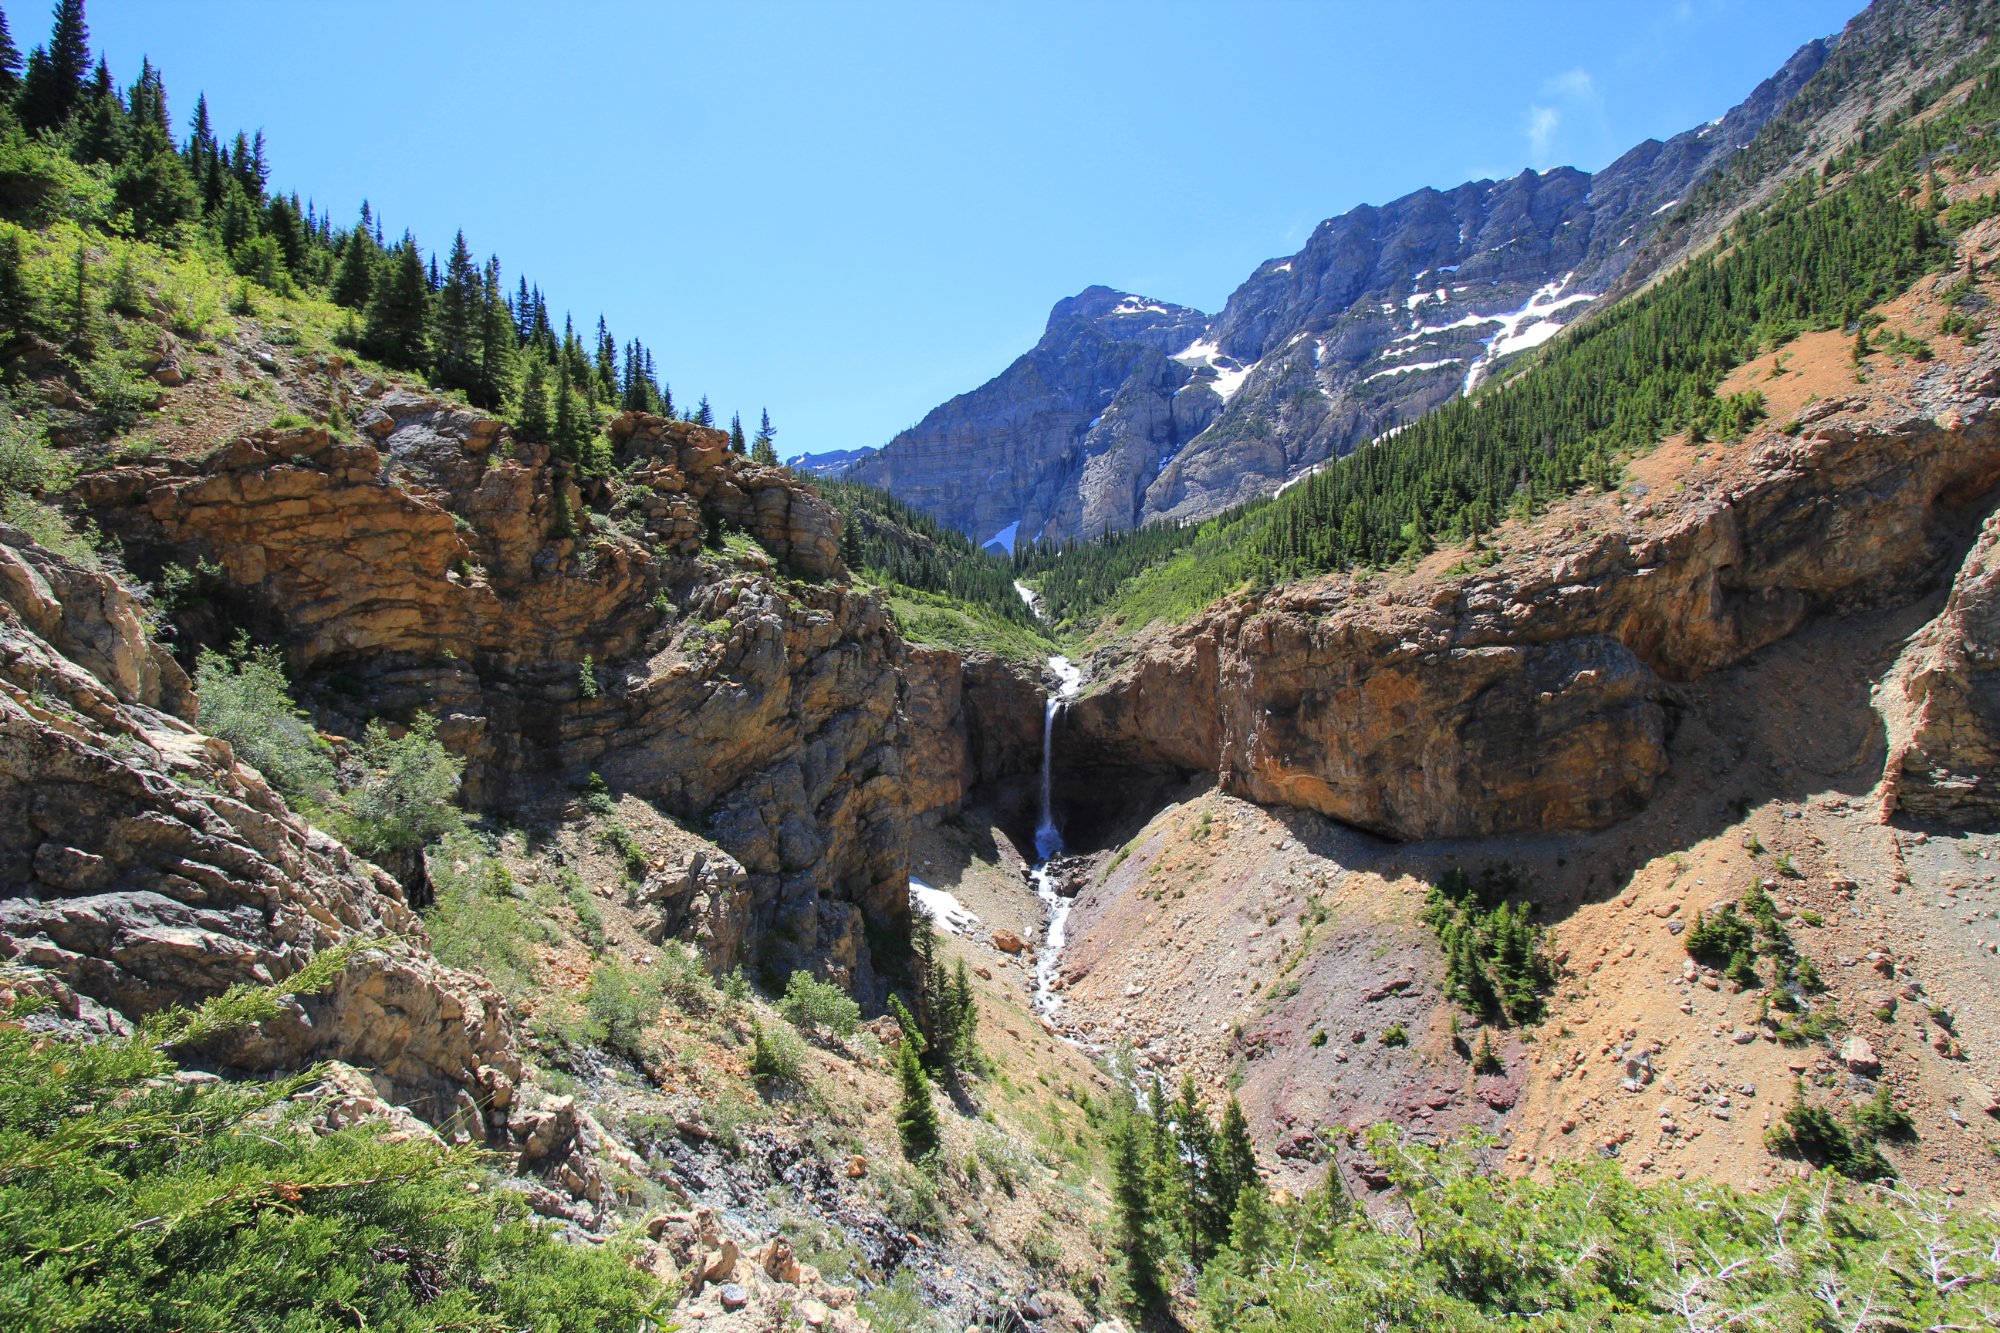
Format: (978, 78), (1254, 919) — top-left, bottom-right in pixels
(1028, 654), (1082, 1017)
(1013, 581), (1085, 1021)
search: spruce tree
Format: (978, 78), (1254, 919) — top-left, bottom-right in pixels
(362, 234), (429, 369)
(185, 91), (214, 166)
(893, 1032), (938, 1163)
(432, 229), (478, 392)
(948, 958), (977, 1072)
(729, 411), (746, 455)
(110, 119), (197, 239)
(840, 514), (864, 570)
(751, 407), (777, 465)
(693, 394), (713, 428)
(330, 222), (375, 310)
(18, 0), (89, 131)
(1212, 1096), (1262, 1231)
(1109, 1110), (1165, 1311)
(0, 9), (20, 96)
(515, 352), (551, 443)
(474, 257), (514, 411)
(552, 354), (577, 462)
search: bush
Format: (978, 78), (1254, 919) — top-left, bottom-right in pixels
(749, 1020), (807, 1086)
(0, 954), (663, 1331)
(421, 839), (537, 996)
(194, 639), (337, 802)
(584, 959), (659, 1063)
(1684, 903), (1756, 970)
(1423, 866), (1554, 1025)
(1764, 1098), (1892, 1181)
(339, 714), (465, 862)
(777, 970), (860, 1037)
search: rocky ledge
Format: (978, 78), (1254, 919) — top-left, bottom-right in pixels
(1068, 344), (2000, 840)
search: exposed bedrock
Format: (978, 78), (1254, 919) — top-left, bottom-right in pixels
(0, 527), (518, 1135)
(1068, 349), (2000, 840)
(72, 393), (909, 985)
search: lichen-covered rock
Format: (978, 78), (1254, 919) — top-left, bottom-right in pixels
(0, 526), (519, 1133)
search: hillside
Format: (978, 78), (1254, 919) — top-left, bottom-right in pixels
(7, 2), (2000, 1332)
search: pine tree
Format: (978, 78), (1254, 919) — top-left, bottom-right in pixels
(110, 118), (197, 239)
(947, 958), (977, 1071)
(751, 407), (777, 465)
(0, 9), (21, 96)
(0, 230), (31, 333)
(1109, 1110), (1166, 1311)
(432, 229), (479, 392)
(185, 91), (215, 165)
(729, 411), (746, 455)
(1211, 1096), (1261, 1232)
(593, 316), (617, 401)
(552, 354), (578, 462)
(840, 514), (864, 570)
(515, 351), (551, 443)
(362, 233), (430, 369)
(474, 257), (514, 411)
(127, 54), (166, 132)
(893, 1032), (938, 1163)
(692, 394), (714, 428)
(330, 219), (375, 310)
(18, 0), (90, 131)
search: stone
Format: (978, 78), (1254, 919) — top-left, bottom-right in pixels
(992, 929), (1028, 954)
(1841, 1036), (1880, 1074)
(719, 1284), (748, 1312)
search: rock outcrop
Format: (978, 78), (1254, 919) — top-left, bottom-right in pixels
(1068, 347), (2000, 840)
(903, 647), (1046, 820)
(1881, 507), (2000, 824)
(0, 525), (518, 1133)
(74, 393), (908, 985)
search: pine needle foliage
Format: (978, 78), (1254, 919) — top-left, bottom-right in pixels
(0, 949), (664, 1331)
(1423, 865), (1555, 1026)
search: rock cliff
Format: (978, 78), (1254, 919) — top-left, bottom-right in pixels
(1067, 341), (2000, 840)
(0, 525), (519, 1134)
(74, 388), (911, 987)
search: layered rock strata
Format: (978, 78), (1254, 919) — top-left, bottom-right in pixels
(74, 393), (907, 984)
(1069, 349), (2000, 840)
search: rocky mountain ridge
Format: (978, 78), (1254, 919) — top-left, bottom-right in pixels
(851, 0), (1997, 551)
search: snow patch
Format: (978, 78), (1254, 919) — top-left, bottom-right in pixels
(982, 520), (1021, 556)
(1270, 261), (1293, 274)
(1651, 197), (1681, 216)
(1364, 358), (1460, 383)
(1404, 286), (1448, 310)
(910, 880), (980, 936)
(1172, 337), (1256, 403)
(1459, 272), (1596, 394)
(1109, 297), (1171, 316)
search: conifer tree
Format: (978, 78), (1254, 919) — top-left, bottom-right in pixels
(1109, 1110), (1166, 1311)
(432, 229), (479, 392)
(0, 9), (21, 96)
(893, 1031), (938, 1163)
(751, 407), (777, 465)
(330, 219), (375, 310)
(18, 0), (90, 131)
(111, 117), (196, 239)
(362, 233), (429, 369)
(948, 958), (978, 1071)
(553, 353), (578, 462)
(593, 316), (617, 401)
(840, 514), (864, 570)
(515, 351), (551, 443)
(729, 411), (746, 455)
(185, 90), (214, 165)
(1211, 1096), (1262, 1231)
(693, 394), (713, 428)
(474, 257), (514, 411)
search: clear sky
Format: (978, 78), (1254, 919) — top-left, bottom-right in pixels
(70, 0), (1862, 458)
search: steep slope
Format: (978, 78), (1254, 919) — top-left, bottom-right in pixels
(852, 22), (1837, 545)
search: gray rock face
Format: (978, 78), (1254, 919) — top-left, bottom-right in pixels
(0, 526), (520, 1135)
(851, 37), (1830, 545)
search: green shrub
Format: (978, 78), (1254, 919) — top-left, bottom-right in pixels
(1424, 866), (1554, 1025)
(1684, 904), (1756, 971)
(1764, 1097), (1892, 1181)
(749, 1019), (807, 1086)
(1379, 1022), (1408, 1048)
(584, 959), (659, 1063)
(421, 839), (537, 996)
(0, 954), (663, 1332)
(194, 639), (337, 802)
(338, 713), (466, 863)
(777, 970), (860, 1037)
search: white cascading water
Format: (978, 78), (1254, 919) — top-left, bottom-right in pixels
(1014, 580), (1084, 1018)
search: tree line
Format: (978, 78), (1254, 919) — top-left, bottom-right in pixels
(1014, 55), (2000, 629)
(0, 0), (781, 472)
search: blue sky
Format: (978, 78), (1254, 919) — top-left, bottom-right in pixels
(73, 0), (1861, 457)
